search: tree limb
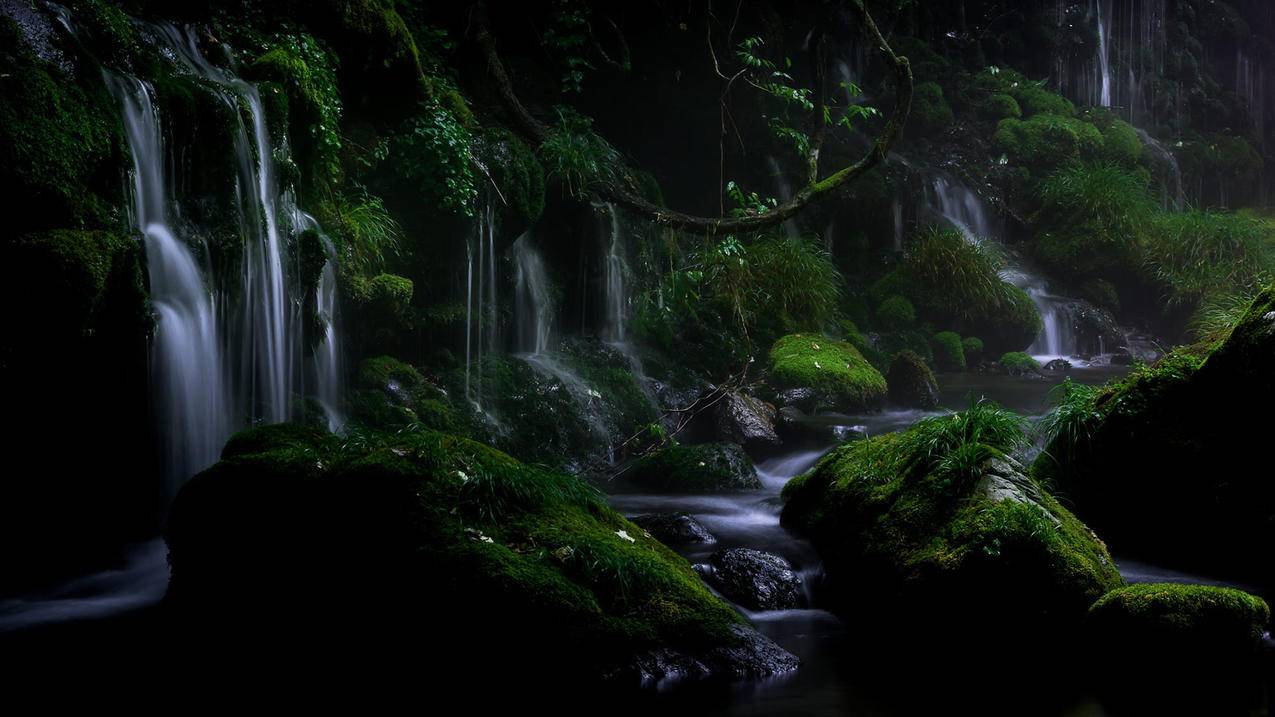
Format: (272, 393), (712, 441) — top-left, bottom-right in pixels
(474, 0), (912, 235)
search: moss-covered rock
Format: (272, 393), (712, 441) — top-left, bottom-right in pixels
(993, 113), (1102, 174)
(1034, 287), (1275, 584)
(781, 402), (1122, 651)
(1088, 584), (1270, 669)
(909, 81), (954, 137)
(350, 355), (453, 431)
(961, 336), (985, 364)
(998, 351), (1040, 375)
(886, 350), (939, 409)
(623, 443), (760, 493)
(930, 331), (966, 371)
(767, 334), (887, 411)
(875, 295), (915, 331)
(166, 424), (797, 684)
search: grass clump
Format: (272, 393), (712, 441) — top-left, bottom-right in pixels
(999, 351), (1040, 375)
(930, 331), (966, 371)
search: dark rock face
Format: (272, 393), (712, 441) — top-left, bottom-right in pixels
(714, 390), (781, 453)
(700, 548), (803, 611)
(1062, 300), (1125, 359)
(1043, 358), (1072, 372)
(630, 513), (717, 546)
(886, 350), (940, 408)
(619, 623), (800, 685)
(774, 387), (818, 413)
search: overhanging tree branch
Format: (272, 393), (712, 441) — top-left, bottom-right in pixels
(474, 0), (912, 234)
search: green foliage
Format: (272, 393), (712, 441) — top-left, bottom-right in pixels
(994, 113), (1103, 173)
(318, 188), (403, 273)
(1188, 287), (1265, 342)
(980, 93), (1022, 121)
(725, 180), (778, 217)
(1088, 583), (1270, 661)
(1036, 379), (1102, 464)
(910, 81), (954, 135)
(768, 333), (887, 408)
(390, 98), (476, 215)
(901, 399), (1029, 477)
(0, 18), (122, 231)
(875, 294), (915, 331)
(999, 351), (1040, 375)
(961, 336), (985, 363)
(540, 0), (595, 93)
(1099, 118), (1143, 168)
(1031, 164), (1155, 276)
(1143, 210), (1275, 308)
(249, 32), (342, 194)
(480, 128), (546, 223)
(538, 107), (623, 199)
(930, 331), (966, 371)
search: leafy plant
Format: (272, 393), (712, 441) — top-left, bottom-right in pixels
(320, 187), (403, 273)
(391, 98), (477, 215)
(901, 398), (1029, 478)
(538, 107), (623, 198)
(1036, 379), (1102, 463)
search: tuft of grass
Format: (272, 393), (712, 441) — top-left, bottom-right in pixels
(538, 107), (623, 198)
(901, 398), (1029, 477)
(319, 188), (404, 273)
(1144, 210), (1275, 308)
(1036, 379), (1102, 463)
(459, 461), (603, 523)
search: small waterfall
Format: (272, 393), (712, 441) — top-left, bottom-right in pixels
(891, 199), (904, 253)
(513, 233), (554, 355)
(766, 156), (800, 239)
(1096, 0), (1113, 107)
(927, 174), (1077, 358)
(464, 200), (499, 407)
(107, 73), (232, 489)
(1136, 128), (1185, 210)
(298, 210), (345, 432)
(601, 202), (628, 343)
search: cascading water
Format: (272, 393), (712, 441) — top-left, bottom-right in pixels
(1096, 0), (1113, 107)
(107, 72), (232, 489)
(891, 199), (904, 253)
(926, 175), (1078, 359)
(1136, 127), (1185, 209)
(100, 20), (344, 485)
(601, 203), (628, 343)
(464, 200), (499, 407)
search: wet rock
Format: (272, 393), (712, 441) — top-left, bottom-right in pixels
(886, 350), (940, 408)
(630, 513), (716, 546)
(775, 387), (818, 413)
(618, 623), (800, 684)
(700, 548), (803, 611)
(713, 390), (781, 453)
(1043, 358), (1072, 372)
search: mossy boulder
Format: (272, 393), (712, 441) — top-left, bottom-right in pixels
(350, 355), (453, 431)
(781, 403), (1122, 652)
(930, 331), (966, 372)
(623, 443), (761, 493)
(961, 336), (985, 364)
(998, 351), (1040, 376)
(875, 295), (915, 331)
(1088, 584), (1270, 670)
(166, 425), (797, 684)
(767, 334), (887, 412)
(886, 350), (939, 409)
(1034, 287), (1275, 584)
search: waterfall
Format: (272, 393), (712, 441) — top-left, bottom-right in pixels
(95, 19), (344, 486)
(464, 200), (499, 406)
(891, 200), (904, 253)
(601, 203), (628, 343)
(513, 232), (554, 355)
(1096, 0), (1112, 107)
(927, 175), (1078, 359)
(107, 73), (232, 489)
(1136, 128), (1185, 210)
(298, 210), (345, 432)
(766, 156), (800, 239)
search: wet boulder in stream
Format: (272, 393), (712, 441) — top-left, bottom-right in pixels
(631, 513), (717, 546)
(699, 548), (803, 611)
(713, 390), (781, 454)
(623, 442), (761, 493)
(886, 350), (940, 409)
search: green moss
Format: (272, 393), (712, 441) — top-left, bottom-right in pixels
(623, 442), (760, 493)
(980, 93), (1022, 122)
(930, 331), (966, 372)
(909, 81), (954, 136)
(994, 113), (1103, 174)
(768, 333), (887, 410)
(1100, 118), (1143, 168)
(998, 351), (1040, 375)
(481, 127), (546, 224)
(961, 336), (985, 363)
(1088, 583), (1269, 665)
(0, 18), (123, 232)
(876, 295), (915, 331)
(168, 424), (746, 679)
(781, 402), (1122, 647)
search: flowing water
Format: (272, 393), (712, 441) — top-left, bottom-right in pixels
(926, 175), (1079, 361)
